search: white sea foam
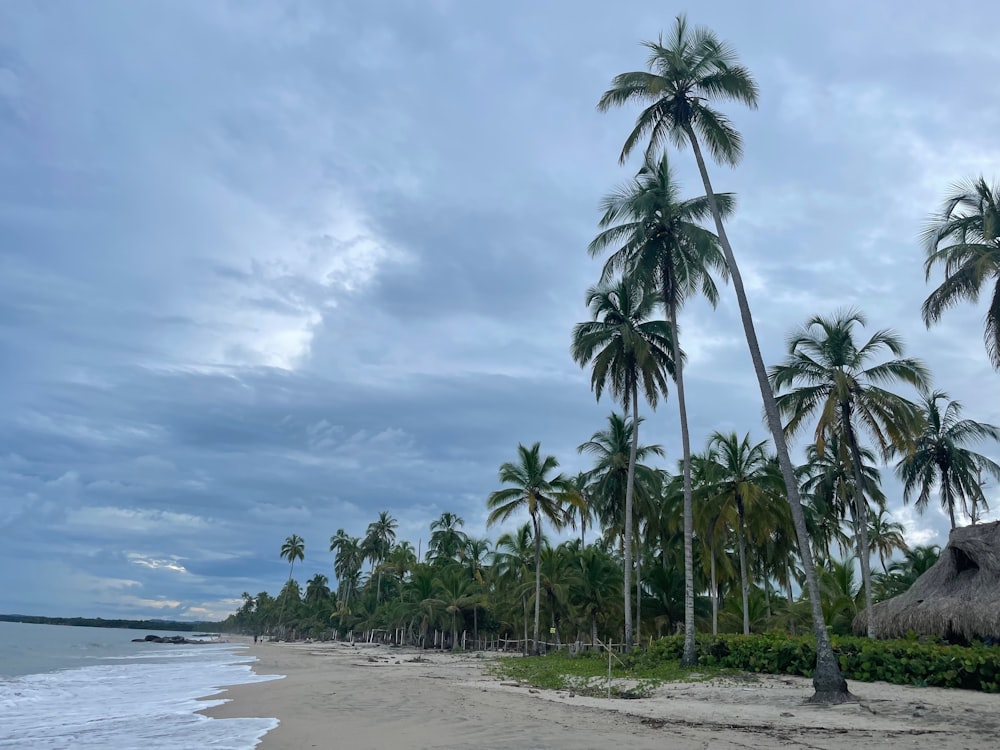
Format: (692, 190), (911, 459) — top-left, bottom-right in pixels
(0, 644), (282, 749)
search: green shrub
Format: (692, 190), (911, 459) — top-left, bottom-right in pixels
(634, 634), (999, 692)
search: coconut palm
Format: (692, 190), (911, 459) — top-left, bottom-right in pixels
(896, 390), (1000, 529)
(304, 573), (331, 604)
(705, 432), (782, 635)
(867, 508), (908, 573)
(589, 152), (731, 665)
(494, 522), (539, 653)
(565, 472), (595, 546)
(277, 534), (305, 633)
(383, 542), (418, 601)
(427, 512), (468, 564)
(364, 511), (398, 602)
(428, 567), (480, 650)
(922, 176), (1000, 369)
(597, 14), (848, 698)
(329, 529), (364, 612)
(770, 309), (928, 637)
(571, 275), (677, 651)
(571, 545), (622, 647)
(486, 443), (582, 655)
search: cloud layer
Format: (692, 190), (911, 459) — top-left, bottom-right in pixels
(2, 1), (998, 619)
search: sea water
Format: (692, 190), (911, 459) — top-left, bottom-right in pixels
(0, 621), (282, 749)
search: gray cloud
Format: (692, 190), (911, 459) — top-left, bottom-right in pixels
(1, 0), (998, 618)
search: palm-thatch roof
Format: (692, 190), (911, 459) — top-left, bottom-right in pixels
(854, 520), (1000, 642)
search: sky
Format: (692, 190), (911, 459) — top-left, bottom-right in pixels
(2, 1), (998, 621)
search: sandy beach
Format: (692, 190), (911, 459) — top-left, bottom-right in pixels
(202, 641), (999, 749)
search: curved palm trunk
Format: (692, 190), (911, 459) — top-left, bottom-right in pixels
(667, 296), (698, 665)
(623, 390), (639, 652)
(840, 405), (875, 638)
(532, 512), (542, 655)
(736, 497), (750, 636)
(685, 125), (848, 701)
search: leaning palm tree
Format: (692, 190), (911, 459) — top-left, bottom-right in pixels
(277, 534), (305, 633)
(770, 309), (929, 637)
(598, 14), (848, 698)
(922, 176), (1000, 370)
(896, 390), (1000, 529)
(867, 508), (909, 573)
(571, 275), (677, 651)
(329, 530), (364, 613)
(486, 443), (582, 655)
(589, 152), (731, 665)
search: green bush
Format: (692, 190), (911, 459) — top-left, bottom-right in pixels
(630, 634), (1000, 692)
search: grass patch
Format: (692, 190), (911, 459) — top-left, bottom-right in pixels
(489, 650), (729, 697)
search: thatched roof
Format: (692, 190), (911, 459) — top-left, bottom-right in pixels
(854, 520), (1000, 642)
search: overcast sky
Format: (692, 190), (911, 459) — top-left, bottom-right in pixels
(2, 1), (998, 621)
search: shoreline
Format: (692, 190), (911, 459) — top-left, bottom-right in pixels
(203, 640), (1000, 749)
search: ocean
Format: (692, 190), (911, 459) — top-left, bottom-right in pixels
(0, 621), (282, 749)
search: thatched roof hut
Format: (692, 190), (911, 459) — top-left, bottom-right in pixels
(854, 520), (1000, 642)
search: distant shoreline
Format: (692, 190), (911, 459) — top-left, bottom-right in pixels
(0, 614), (222, 633)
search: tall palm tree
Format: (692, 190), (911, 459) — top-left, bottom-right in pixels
(304, 573), (332, 604)
(597, 14), (849, 698)
(896, 390), (1000, 529)
(278, 534), (305, 633)
(565, 472), (595, 546)
(383, 542), (418, 601)
(486, 443), (582, 655)
(589, 152), (731, 665)
(705, 432), (782, 635)
(428, 567), (480, 650)
(571, 275), (677, 651)
(922, 176), (1000, 369)
(494, 522), (538, 653)
(770, 309), (929, 636)
(364, 511), (398, 602)
(329, 529), (364, 613)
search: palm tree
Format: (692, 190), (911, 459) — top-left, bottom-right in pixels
(571, 275), (677, 651)
(770, 309), (929, 637)
(896, 390), (1000, 529)
(867, 508), (908, 573)
(428, 567), (480, 650)
(571, 546), (622, 647)
(589, 152), (731, 665)
(427, 512), (468, 564)
(922, 176), (1000, 370)
(364, 511), (398, 602)
(705, 432), (781, 635)
(329, 529), (364, 613)
(277, 534), (305, 633)
(486, 443), (582, 655)
(597, 14), (849, 699)
(494, 522), (538, 653)
(565, 472), (595, 546)
(384, 542), (418, 601)
(304, 573), (331, 604)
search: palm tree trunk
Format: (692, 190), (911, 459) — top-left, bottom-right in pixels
(522, 594), (528, 656)
(840, 405), (876, 639)
(711, 541), (718, 635)
(667, 296), (698, 666)
(623, 390), (639, 652)
(635, 545), (641, 645)
(736, 499), (750, 636)
(684, 124), (848, 702)
(591, 613), (599, 649)
(943, 468), (957, 529)
(533, 513), (542, 655)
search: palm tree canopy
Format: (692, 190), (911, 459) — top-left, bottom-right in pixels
(769, 308), (929, 459)
(922, 176), (1000, 369)
(895, 389), (1000, 523)
(571, 275), (680, 408)
(597, 13), (759, 166)
(589, 152), (733, 310)
(280, 534), (305, 565)
(486, 443), (582, 529)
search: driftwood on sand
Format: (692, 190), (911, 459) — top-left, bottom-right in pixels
(855, 520), (1000, 642)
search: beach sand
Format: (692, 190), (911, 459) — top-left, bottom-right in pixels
(203, 641), (999, 749)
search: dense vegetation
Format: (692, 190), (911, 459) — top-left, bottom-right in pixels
(224, 15), (1000, 701)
